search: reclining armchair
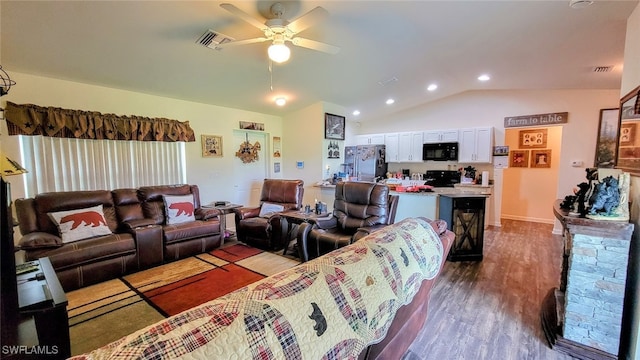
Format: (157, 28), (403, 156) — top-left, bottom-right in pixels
(297, 181), (399, 261)
(233, 179), (304, 250)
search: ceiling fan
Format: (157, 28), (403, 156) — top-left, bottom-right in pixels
(215, 2), (339, 63)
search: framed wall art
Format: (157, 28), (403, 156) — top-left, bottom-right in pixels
(620, 123), (636, 145)
(531, 149), (551, 168)
(509, 150), (529, 168)
(239, 121), (264, 131)
(325, 113), (345, 140)
(616, 86), (640, 175)
(594, 108), (620, 168)
(518, 129), (547, 148)
(201, 135), (222, 157)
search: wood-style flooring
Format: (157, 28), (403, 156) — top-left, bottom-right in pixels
(404, 219), (576, 360)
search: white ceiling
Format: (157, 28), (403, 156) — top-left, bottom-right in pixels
(1, 1), (637, 122)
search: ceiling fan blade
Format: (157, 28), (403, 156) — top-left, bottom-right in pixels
(291, 37), (340, 54)
(287, 7), (328, 34)
(217, 37), (269, 48)
(220, 3), (267, 31)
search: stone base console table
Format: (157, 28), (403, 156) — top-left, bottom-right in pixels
(542, 200), (634, 359)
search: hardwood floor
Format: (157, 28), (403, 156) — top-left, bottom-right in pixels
(404, 219), (576, 360)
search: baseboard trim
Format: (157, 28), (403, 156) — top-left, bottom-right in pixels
(501, 214), (555, 224)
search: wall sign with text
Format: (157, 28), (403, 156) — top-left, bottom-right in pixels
(504, 112), (568, 128)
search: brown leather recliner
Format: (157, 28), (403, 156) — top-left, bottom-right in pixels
(297, 181), (399, 261)
(233, 179), (304, 250)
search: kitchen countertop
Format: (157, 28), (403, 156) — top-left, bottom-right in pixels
(438, 192), (490, 198)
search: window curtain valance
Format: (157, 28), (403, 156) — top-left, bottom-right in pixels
(4, 102), (195, 142)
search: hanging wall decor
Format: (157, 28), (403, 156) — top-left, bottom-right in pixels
(235, 133), (261, 163)
(201, 135), (223, 157)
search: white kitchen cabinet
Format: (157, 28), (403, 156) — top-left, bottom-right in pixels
(384, 133), (400, 162)
(356, 134), (385, 145)
(458, 127), (493, 163)
(399, 132), (424, 162)
(386, 132), (423, 163)
(423, 129), (459, 143)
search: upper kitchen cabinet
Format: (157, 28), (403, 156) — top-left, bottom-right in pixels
(386, 132), (423, 163)
(355, 133), (385, 145)
(459, 127), (494, 163)
(423, 129), (459, 143)
(385, 133), (400, 162)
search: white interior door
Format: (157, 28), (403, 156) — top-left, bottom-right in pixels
(232, 130), (268, 207)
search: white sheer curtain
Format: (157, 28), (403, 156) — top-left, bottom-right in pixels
(20, 135), (186, 197)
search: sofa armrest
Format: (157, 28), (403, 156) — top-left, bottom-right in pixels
(122, 219), (157, 231)
(125, 225), (163, 269)
(233, 206), (260, 220)
(296, 222), (316, 262)
(18, 232), (63, 250)
(310, 216), (337, 230)
(353, 224), (389, 243)
(195, 207), (221, 221)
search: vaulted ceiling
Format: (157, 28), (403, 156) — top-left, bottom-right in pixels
(1, 1), (637, 122)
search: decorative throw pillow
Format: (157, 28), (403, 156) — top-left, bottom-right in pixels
(48, 205), (112, 243)
(258, 202), (285, 218)
(163, 194), (196, 225)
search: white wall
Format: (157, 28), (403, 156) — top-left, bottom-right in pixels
(0, 72), (283, 204)
(354, 89), (619, 226)
(282, 101), (346, 207)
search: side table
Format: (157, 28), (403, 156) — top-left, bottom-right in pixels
(17, 257), (70, 360)
(280, 211), (331, 257)
(203, 203), (242, 245)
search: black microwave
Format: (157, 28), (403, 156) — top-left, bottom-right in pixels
(422, 142), (458, 161)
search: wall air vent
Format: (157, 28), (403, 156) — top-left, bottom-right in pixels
(592, 66), (613, 73)
(196, 30), (235, 51)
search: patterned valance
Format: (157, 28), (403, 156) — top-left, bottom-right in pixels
(4, 102), (195, 142)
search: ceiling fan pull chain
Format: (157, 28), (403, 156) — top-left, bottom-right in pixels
(269, 60), (274, 91)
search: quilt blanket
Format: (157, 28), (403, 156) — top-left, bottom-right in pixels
(71, 217), (444, 360)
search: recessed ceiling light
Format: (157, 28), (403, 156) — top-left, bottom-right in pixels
(478, 74), (491, 81)
(569, 0), (593, 9)
(275, 97), (286, 106)
(352, 110), (361, 116)
(386, 98), (395, 105)
(427, 84), (438, 91)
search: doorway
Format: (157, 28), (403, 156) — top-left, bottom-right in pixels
(232, 130), (269, 207)
(501, 126), (562, 223)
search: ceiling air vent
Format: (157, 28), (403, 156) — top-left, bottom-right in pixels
(593, 66), (613, 73)
(196, 30), (235, 51)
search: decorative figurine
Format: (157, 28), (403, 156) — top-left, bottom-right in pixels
(587, 176), (620, 216)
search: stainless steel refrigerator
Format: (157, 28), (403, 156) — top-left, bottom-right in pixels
(343, 145), (387, 182)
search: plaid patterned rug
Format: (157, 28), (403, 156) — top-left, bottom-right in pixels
(66, 242), (299, 356)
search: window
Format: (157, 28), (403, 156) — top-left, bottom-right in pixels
(20, 136), (186, 197)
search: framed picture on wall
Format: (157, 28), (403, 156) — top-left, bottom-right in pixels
(594, 108), (620, 168)
(325, 113), (345, 140)
(201, 135), (222, 157)
(616, 85), (640, 175)
(518, 129), (547, 148)
(530, 149), (551, 168)
(509, 150), (529, 168)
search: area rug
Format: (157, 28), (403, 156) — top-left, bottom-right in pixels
(66, 242), (300, 356)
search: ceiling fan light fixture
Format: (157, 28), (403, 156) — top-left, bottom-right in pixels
(268, 41), (291, 63)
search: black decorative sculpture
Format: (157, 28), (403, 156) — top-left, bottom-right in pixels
(588, 176), (620, 216)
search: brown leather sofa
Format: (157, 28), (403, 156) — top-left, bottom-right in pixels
(297, 181), (399, 261)
(359, 218), (454, 359)
(15, 184), (221, 291)
(233, 179), (304, 250)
